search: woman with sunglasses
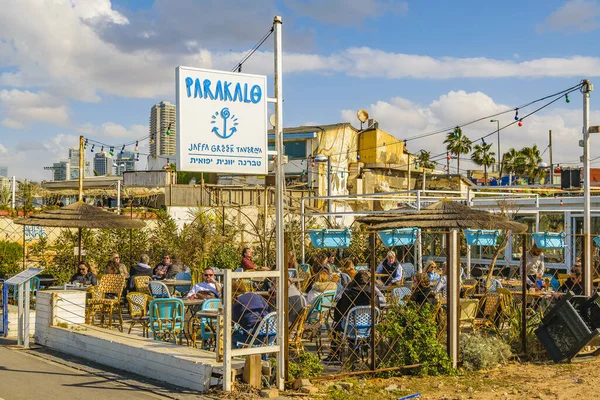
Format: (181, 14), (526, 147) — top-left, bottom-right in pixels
(69, 261), (98, 286)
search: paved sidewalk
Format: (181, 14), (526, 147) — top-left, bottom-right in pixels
(0, 340), (217, 400)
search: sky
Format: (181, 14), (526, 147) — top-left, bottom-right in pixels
(2, 0), (600, 180)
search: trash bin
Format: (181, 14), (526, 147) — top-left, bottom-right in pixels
(535, 293), (600, 362)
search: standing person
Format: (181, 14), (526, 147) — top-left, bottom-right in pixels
(129, 254), (153, 289)
(186, 267), (222, 299)
(521, 243), (545, 287)
(376, 250), (403, 287)
(153, 252), (173, 280)
(69, 261), (98, 286)
(240, 247), (268, 271)
(105, 253), (129, 279)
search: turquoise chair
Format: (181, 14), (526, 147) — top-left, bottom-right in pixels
(149, 298), (185, 343)
(173, 272), (192, 296)
(199, 298), (222, 349)
(11, 276), (40, 309)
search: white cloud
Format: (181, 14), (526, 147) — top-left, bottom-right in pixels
(537, 0), (600, 33)
(341, 90), (599, 171)
(0, 143), (7, 155)
(284, 0), (408, 25)
(78, 122), (147, 138)
(0, 90), (70, 128)
(70, 0), (129, 25)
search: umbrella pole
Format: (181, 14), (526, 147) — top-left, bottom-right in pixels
(78, 228), (82, 263)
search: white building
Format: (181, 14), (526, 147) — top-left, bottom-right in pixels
(149, 101), (176, 170)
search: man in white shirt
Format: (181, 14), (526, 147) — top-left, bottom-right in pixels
(520, 244), (545, 287)
(186, 268), (222, 299)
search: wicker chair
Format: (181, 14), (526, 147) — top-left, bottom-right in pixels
(133, 276), (152, 295)
(126, 292), (153, 337)
(289, 305), (310, 356)
(472, 293), (502, 331)
(86, 274), (126, 331)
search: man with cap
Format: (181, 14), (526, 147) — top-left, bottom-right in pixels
(376, 250), (403, 287)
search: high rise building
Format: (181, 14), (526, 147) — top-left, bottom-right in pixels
(94, 152), (112, 176)
(149, 101), (176, 158)
(0, 166), (8, 177)
(115, 151), (136, 175)
(52, 161), (70, 181)
(68, 146), (90, 179)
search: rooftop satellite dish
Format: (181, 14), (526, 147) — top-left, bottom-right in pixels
(269, 114), (276, 127)
(357, 109), (369, 123)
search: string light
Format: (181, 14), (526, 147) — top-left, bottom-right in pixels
(560, 199), (564, 207)
(134, 141), (139, 152)
(357, 154), (361, 161)
(90, 144), (95, 152)
(109, 147), (114, 156)
(136, 153), (140, 162)
(120, 145), (125, 154)
(482, 138), (486, 146)
(311, 162), (315, 167)
(166, 123), (172, 135)
(514, 109), (519, 121)
(101, 146), (104, 153)
(84, 139), (88, 149)
(518, 119), (523, 127)
(565, 94), (570, 103)
(414, 161), (419, 170)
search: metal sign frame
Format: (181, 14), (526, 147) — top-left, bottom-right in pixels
(4, 268), (44, 347)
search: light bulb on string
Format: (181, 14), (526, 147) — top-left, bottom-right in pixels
(100, 146), (104, 153)
(84, 139), (88, 149)
(90, 144), (95, 152)
(560, 199), (564, 207)
(341, 172), (345, 179)
(120, 145), (125, 154)
(357, 154), (361, 161)
(518, 119), (523, 127)
(134, 141), (139, 152)
(311, 162), (315, 167)
(414, 161), (418, 170)
(136, 153), (140, 162)
(565, 94), (570, 103)
(482, 138), (486, 146)
(109, 147), (114, 156)
(514, 109), (519, 121)
(166, 123), (172, 135)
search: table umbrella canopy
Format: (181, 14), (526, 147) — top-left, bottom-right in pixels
(13, 202), (145, 229)
(357, 198), (527, 232)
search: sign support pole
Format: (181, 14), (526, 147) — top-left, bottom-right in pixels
(273, 15), (286, 391)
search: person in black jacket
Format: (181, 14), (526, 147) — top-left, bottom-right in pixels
(553, 268), (583, 297)
(325, 270), (382, 363)
(128, 254), (153, 289)
(69, 261), (98, 286)
(409, 272), (438, 307)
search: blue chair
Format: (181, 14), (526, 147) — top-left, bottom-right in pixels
(391, 287), (412, 306)
(149, 298), (185, 343)
(354, 264), (369, 271)
(148, 281), (171, 298)
(341, 306), (380, 363)
(173, 272), (191, 295)
(401, 263), (416, 279)
(198, 299), (222, 349)
(237, 311), (278, 348)
(288, 269), (297, 279)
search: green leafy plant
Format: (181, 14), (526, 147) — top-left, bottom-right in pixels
(288, 352), (324, 380)
(376, 302), (454, 376)
(0, 240), (23, 278)
(460, 333), (511, 370)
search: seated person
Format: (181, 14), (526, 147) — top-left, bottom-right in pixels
(307, 271), (338, 304)
(265, 279), (305, 327)
(69, 261), (98, 286)
(153, 253), (173, 280)
(231, 280), (271, 347)
(339, 258), (358, 286)
(327, 271), (382, 362)
(327, 251), (340, 274)
(240, 247), (269, 271)
(128, 254), (153, 289)
(106, 253), (129, 279)
(305, 253), (331, 292)
(409, 272), (438, 307)
(554, 267), (583, 297)
(376, 250), (403, 287)
(425, 260), (440, 285)
(186, 267), (222, 300)
(433, 261), (464, 297)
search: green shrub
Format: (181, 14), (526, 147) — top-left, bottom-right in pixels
(0, 240), (23, 278)
(460, 333), (511, 371)
(376, 302), (453, 376)
(288, 352), (323, 380)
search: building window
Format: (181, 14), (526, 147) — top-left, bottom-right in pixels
(284, 141), (306, 158)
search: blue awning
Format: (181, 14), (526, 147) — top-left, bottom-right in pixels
(267, 132), (316, 142)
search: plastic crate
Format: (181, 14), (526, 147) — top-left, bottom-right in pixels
(308, 228), (351, 248)
(377, 228), (418, 247)
(532, 231), (566, 249)
(463, 229), (500, 246)
(535, 293), (600, 362)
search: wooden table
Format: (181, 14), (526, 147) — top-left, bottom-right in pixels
(46, 285), (91, 291)
(161, 280), (192, 287)
(195, 310), (223, 361)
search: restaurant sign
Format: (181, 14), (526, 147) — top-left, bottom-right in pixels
(176, 66), (268, 175)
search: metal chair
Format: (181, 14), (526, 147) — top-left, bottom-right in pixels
(288, 268), (297, 279)
(133, 276), (152, 295)
(401, 262), (416, 279)
(192, 298), (222, 349)
(391, 286), (412, 306)
(148, 281), (171, 298)
(10, 276), (40, 309)
(173, 272), (192, 295)
(238, 311), (278, 348)
(86, 274), (126, 331)
(341, 306), (380, 363)
(304, 290), (336, 356)
(149, 298), (185, 343)
(289, 305), (310, 356)
(354, 264), (369, 271)
(339, 272), (352, 287)
(126, 292), (152, 337)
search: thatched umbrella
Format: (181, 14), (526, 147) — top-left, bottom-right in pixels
(357, 198), (527, 231)
(14, 201), (145, 262)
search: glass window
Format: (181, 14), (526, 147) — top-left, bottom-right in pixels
(284, 141), (306, 158)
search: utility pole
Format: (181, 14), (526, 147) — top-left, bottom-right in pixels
(78, 135), (84, 202)
(582, 80), (593, 296)
(548, 130), (553, 185)
(446, 152), (450, 177)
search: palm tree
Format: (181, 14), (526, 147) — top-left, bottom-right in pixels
(417, 150), (436, 190)
(519, 145), (544, 184)
(444, 127), (472, 175)
(471, 143), (496, 185)
(501, 148), (522, 185)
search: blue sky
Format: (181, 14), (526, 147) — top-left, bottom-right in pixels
(1, 0), (600, 180)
